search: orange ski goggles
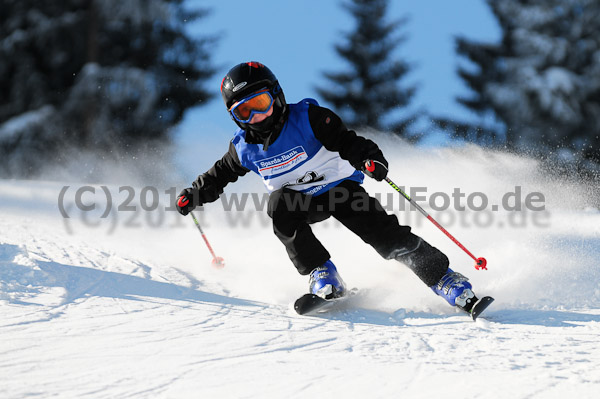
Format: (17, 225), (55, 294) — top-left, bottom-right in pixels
(229, 90), (273, 123)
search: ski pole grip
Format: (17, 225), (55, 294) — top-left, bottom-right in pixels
(365, 160), (375, 173)
(177, 196), (189, 208)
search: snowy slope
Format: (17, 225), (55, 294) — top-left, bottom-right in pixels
(1, 140), (599, 398)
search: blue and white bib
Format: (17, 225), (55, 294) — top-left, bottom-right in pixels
(232, 99), (363, 196)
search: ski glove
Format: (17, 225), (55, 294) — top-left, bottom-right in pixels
(362, 158), (388, 181)
(176, 188), (201, 216)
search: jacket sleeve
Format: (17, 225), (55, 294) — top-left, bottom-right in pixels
(307, 104), (386, 169)
(192, 141), (250, 204)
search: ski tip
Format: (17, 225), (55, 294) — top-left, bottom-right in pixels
(294, 294), (326, 315)
(294, 292), (350, 316)
(471, 296), (494, 321)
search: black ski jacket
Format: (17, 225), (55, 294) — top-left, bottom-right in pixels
(192, 104), (386, 203)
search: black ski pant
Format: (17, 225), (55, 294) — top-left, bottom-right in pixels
(267, 180), (449, 287)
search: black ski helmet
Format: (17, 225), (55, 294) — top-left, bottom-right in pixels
(221, 62), (287, 134)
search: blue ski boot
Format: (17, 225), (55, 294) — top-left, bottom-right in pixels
(431, 268), (476, 311)
(309, 260), (346, 300)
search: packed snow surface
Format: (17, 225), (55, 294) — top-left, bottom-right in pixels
(1, 140), (599, 398)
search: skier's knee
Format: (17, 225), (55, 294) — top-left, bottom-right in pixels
(386, 233), (422, 259)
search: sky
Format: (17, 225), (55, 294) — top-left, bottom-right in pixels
(177, 0), (501, 147)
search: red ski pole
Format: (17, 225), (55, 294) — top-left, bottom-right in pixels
(189, 210), (225, 269)
(370, 163), (487, 270)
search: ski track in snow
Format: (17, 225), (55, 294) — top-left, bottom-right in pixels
(1, 143), (600, 398)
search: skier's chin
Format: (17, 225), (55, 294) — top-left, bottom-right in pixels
(248, 120), (274, 137)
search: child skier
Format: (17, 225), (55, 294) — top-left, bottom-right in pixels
(176, 61), (479, 312)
